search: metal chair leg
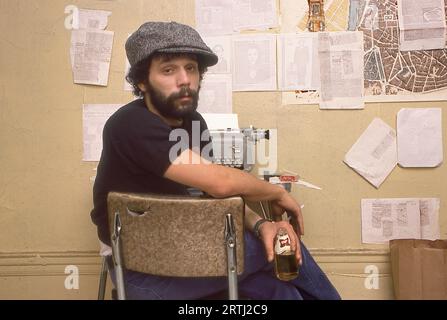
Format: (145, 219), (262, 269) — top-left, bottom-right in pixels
(225, 213), (239, 300)
(97, 256), (108, 300)
(112, 211), (126, 300)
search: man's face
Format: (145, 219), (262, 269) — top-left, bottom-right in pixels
(145, 55), (201, 119)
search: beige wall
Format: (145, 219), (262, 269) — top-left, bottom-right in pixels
(0, 0), (445, 299)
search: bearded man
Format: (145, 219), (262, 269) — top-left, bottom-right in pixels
(90, 21), (340, 300)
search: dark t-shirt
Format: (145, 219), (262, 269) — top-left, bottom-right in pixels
(90, 98), (212, 245)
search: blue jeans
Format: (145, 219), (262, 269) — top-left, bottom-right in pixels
(109, 232), (341, 300)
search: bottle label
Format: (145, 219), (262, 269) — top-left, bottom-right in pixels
(274, 232), (291, 255)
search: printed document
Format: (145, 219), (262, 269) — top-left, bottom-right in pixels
(197, 74), (233, 114)
(419, 198), (441, 240)
(195, 0), (233, 35)
(398, 0), (446, 51)
(318, 31), (364, 109)
(344, 118), (397, 188)
(232, 0), (278, 31)
(277, 33), (320, 91)
(232, 34), (277, 91)
(71, 30), (114, 86)
(74, 9), (111, 30)
(203, 36), (232, 74)
(361, 198), (440, 243)
(82, 104), (123, 161)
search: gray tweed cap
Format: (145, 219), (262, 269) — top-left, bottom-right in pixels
(125, 21), (218, 68)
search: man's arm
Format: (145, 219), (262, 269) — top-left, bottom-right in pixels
(165, 149), (286, 201)
(164, 149), (304, 264)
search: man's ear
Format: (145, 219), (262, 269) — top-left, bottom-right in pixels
(137, 83), (147, 93)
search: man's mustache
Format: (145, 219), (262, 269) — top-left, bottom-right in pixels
(170, 87), (198, 100)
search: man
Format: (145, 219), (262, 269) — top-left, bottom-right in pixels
(91, 21), (340, 300)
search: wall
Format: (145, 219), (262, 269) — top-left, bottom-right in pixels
(0, 0), (445, 299)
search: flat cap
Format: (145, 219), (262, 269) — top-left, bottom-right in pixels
(125, 21), (218, 68)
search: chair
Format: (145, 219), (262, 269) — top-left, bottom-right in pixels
(97, 241), (114, 300)
(107, 192), (245, 300)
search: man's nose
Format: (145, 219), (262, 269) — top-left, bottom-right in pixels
(176, 68), (191, 87)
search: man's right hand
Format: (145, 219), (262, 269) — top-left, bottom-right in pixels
(258, 219), (302, 266)
(269, 191), (305, 237)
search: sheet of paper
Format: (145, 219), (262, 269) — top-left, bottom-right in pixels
(344, 118), (397, 188)
(124, 57), (133, 91)
(278, 33), (320, 91)
(361, 198), (422, 244)
(398, 0), (446, 51)
(82, 104), (123, 161)
(419, 198), (441, 240)
(397, 108), (443, 167)
(232, 34), (277, 91)
(267, 177), (322, 190)
(197, 74), (233, 113)
(195, 0), (233, 35)
(232, 0), (278, 31)
(71, 30), (114, 86)
(201, 113), (239, 130)
(295, 179), (322, 190)
(74, 9), (111, 30)
(318, 31), (364, 109)
(203, 36), (232, 74)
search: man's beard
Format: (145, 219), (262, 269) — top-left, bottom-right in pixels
(147, 83), (200, 119)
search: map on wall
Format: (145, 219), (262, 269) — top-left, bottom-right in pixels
(282, 0), (447, 103)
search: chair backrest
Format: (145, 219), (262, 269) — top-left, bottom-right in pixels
(107, 192), (245, 277)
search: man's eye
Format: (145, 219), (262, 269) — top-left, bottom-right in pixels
(186, 65), (197, 72)
(163, 68), (174, 74)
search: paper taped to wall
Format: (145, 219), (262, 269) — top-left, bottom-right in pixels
(361, 198), (440, 244)
(397, 0), (446, 51)
(71, 30), (114, 86)
(82, 104), (123, 161)
(344, 118), (397, 188)
(201, 113), (239, 130)
(74, 9), (111, 30)
(397, 108), (443, 167)
(318, 31), (364, 109)
(197, 74), (233, 114)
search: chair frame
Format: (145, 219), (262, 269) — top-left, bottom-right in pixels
(97, 256), (108, 300)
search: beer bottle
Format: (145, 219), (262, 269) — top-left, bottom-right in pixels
(274, 227), (299, 281)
